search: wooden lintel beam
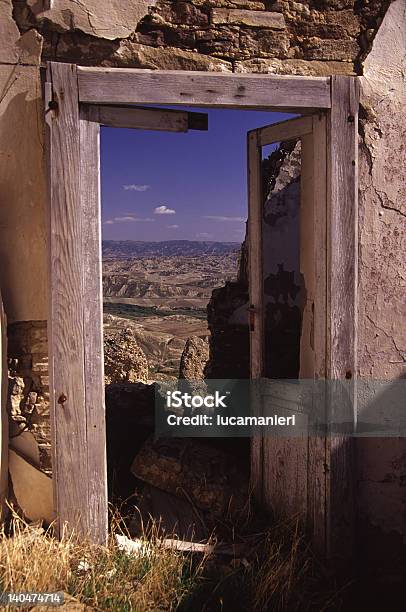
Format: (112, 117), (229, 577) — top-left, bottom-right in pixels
(76, 66), (331, 110)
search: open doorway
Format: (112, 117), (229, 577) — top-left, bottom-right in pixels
(46, 65), (358, 556)
(101, 107), (295, 538)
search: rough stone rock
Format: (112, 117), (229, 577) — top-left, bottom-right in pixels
(26, 0), (155, 40)
(104, 329), (149, 384)
(110, 41), (233, 71)
(194, 0), (266, 7)
(193, 0), (266, 7)
(8, 376), (26, 419)
(149, 1), (209, 27)
(179, 336), (209, 381)
(0, 0), (21, 63)
(7, 322), (50, 473)
(195, 26), (241, 57)
(9, 449), (55, 524)
(15, 29), (44, 66)
(131, 438), (249, 521)
(298, 37), (359, 61)
(286, 8), (360, 38)
(235, 57), (354, 75)
(239, 28), (290, 58)
(211, 8), (286, 29)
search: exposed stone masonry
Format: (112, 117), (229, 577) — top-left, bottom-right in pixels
(7, 321), (51, 474)
(10, 0), (389, 74)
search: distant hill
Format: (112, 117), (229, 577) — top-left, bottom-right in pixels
(102, 240), (241, 258)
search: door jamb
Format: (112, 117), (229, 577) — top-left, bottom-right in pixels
(45, 63), (359, 563)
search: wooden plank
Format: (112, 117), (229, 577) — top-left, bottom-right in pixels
(247, 129), (263, 501)
(299, 132), (315, 379)
(306, 113), (328, 556)
(262, 383), (308, 521)
(326, 76), (359, 565)
(258, 115), (313, 146)
(0, 293), (8, 517)
(46, 62), (89, 537)
(79, 106), (108, 545)
(312, 113), (328, 385)
(248, 129), (264, 381)
(77, 67), (331, 110)
(86, 105), (190, 132)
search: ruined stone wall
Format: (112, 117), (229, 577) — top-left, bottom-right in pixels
(10, 0), (388, 74)
(7, 321), (51, 473)
(0, 0), (404, 572)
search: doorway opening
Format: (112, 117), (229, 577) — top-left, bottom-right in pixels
(100, 106), (296, 538)
(46, 65), (358, 556)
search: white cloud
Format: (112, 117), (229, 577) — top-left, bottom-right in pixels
(123, 184), (150, 191)
(202, 215), (245, 222)
(196, 232), (213, 239)
(104, 216), (155, 224)
(154, 205), (176, 215)
(167, 224), (179, 229)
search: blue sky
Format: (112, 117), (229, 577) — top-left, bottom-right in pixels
(101, 107), (293, 242)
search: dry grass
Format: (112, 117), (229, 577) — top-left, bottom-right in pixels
(0, 513), (206, 611)
(251, 520), (343, 612)
(0, 512), (345, 611)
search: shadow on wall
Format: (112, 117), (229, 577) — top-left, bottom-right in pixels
(206, 140), (305, 380)
(0, 77), (47, 323)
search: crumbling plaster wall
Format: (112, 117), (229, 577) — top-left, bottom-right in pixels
(0, 3), (47, 323)
(356, 0), (406, 562)
(0, 0), (404, 552)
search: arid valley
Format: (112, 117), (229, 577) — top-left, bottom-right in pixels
(102, 240), (240, 380)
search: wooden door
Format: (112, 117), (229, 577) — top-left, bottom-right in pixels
(46, 61), (207, 544)
(248, 114), (328, 549)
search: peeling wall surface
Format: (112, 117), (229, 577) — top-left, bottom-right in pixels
(356, 0), (406, 574)
(0, 0), (405, 574)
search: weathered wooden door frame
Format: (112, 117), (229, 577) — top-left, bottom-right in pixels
(45, 63), (359, 557)
(248, 113), (328, 550)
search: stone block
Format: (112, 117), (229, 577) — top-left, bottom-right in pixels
(150, 1), (209, 26)
(235, 57), (355, 75)
(192, 0), (266, 8)
(196, 27), (240, 57)
(300, 38), (359, 61)
(211, 8), (285, 29)
(239, 29), (290, 58)
(27, 0), (155, 40)
(114, 41), (233, 72)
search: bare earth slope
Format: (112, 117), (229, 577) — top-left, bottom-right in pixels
(102, 241), (240, 379)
